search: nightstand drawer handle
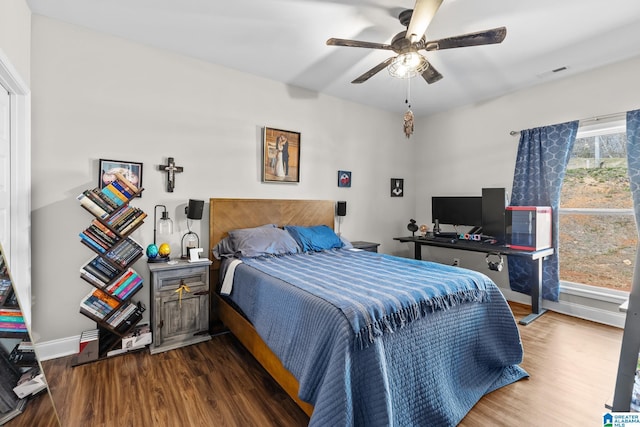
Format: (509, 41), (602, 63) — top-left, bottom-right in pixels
(175, 280), (191, 308)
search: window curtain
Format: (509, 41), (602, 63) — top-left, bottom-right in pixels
(508, 121), (579, 301)
(627, 109), (640, 227)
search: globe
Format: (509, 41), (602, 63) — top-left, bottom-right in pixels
(146, 244), (159, 259)
(158, 243), (171, 258)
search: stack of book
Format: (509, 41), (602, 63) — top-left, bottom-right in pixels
(106, 302), (144, 333)
(0, 279), (12, 306)
(8, 341), (37, 367)
(106, 206), (146, 234)
(80, 256), (119, 288)
(0, 308), (27, 336)
(75, 329), (99, 365)
(105, 238), (143, 268)
(79, 288), (119, 321)
(76, 172), (140, 219)
(104, 268), (143, 300)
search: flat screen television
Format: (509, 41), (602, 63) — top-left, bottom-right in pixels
(431, 196), (483, 227)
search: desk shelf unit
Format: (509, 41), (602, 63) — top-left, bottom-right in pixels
(73, 173), (147, 365)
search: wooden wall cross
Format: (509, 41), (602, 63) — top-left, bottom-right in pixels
(158, 157), (183, 192)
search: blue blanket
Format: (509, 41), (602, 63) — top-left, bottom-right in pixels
(228, 250), (528, 426)
(242, 250), (490, 348)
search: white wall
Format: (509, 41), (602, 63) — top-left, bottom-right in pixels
(0, 0), (31, 84)
(29, 16), (416, 347)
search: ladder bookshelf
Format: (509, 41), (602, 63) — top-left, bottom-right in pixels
(73, 173), (147, 365)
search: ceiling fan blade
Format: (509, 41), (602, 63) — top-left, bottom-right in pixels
(421, 61), (443, 84)
(352, 57), (395, 84)
(405, 0), (444, 43)
(424, 27), (507, 51)
(327, 38), (393, 51)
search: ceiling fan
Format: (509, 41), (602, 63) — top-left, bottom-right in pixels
(326, 0), (506, 84)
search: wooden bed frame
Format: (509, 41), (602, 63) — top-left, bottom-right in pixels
(208, 198), (336, 417)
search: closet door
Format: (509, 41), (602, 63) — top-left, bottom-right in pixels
(0, 86), (9, 254)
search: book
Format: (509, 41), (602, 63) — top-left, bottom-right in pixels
(0, 279), (12, 305)
(83, 189), (114, 214)
(116, 276), (142, 300)
(91, 187), (119, 211)
(79, 232), (107, 253)
(113, 209), (143, 232)
(100, 185), (125, 207)
(81, 230), (110, 250)
(114, 172), (139, 194)
(77, 193), (109, 219)
(118, 212), (147, 235)
(86, 224), (117, 246)
(91, 219), (118, 240)
(110, 179), (133, 199)
(80, 270), (107, 289)
(106, 269), (135, 296)
(104, 183), (128, 204)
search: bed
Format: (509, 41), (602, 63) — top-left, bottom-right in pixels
(208, 198), (527, 426)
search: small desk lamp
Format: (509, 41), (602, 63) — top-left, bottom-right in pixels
(181, 199), (204, 259)
(147, 204), (173, 263)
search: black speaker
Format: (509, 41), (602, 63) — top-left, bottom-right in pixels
(336, 201), (347, 217)
(186, 199), (204, 220)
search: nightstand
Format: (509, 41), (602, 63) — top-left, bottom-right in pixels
(148, 259), (212, 354)
(350, 241), (381, 253)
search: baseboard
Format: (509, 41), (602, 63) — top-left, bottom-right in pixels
(500, 287), (626, 328)
(35, 335), (80, 361)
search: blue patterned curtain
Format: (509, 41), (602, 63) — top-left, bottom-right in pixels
(627, 110), (640, 228)
(508, 121), (579, 301)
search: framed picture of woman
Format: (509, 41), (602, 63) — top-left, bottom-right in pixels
(262, 127), (301, 183)
(98, 159), (143, 196)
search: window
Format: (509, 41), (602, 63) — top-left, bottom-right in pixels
(559, 117), (635, 292)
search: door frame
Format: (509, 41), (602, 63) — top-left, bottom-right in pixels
(0, 48), (31, 322)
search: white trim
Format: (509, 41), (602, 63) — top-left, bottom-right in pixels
(35, 335), (80, 362)
(542, 298), (625, 328)
(0, 49), (31, 324)
(560, 280), (629, 305)
(500, 286), (626, 328)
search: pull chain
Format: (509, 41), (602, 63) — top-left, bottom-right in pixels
(403, 78), (414, 139)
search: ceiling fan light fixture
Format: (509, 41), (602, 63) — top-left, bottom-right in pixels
(388, 52), (428, 79)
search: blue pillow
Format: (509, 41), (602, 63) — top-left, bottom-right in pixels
(284, 225), (344, 252)
(228, 225), (301, 258)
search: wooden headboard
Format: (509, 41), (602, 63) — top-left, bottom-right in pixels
(208, 198), (335, 279)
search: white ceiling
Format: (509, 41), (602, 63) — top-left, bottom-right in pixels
(26, 0), (640, 116)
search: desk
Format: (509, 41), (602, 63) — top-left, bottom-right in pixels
(394, 236), (554, 325)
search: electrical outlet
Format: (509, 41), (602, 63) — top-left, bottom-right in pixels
(453, 258), (461, 267)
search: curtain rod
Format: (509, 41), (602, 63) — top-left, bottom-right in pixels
(509, 111), (627, 136)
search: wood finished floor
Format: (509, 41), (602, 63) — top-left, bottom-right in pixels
(11, 302), (624, 426)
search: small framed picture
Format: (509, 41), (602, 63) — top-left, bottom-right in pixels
(262, 127), (301, 183)
(99, 159), (143, 196)
(391, 178), (404, 197)
(338, 170), (352, 188)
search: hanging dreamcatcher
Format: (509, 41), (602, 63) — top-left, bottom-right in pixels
(403, 78), (414, 139)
